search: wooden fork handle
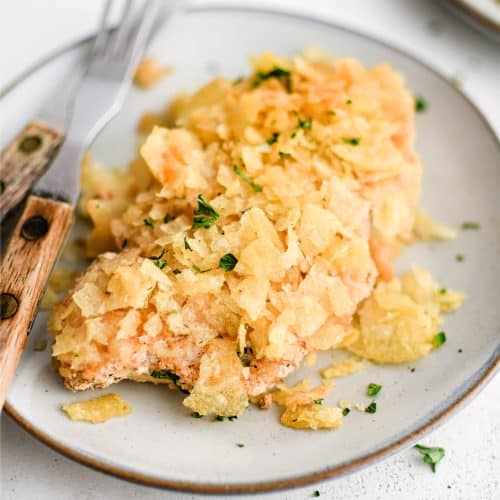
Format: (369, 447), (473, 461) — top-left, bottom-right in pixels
(0, 121), (64, 220)
(0, 194), (73, 408)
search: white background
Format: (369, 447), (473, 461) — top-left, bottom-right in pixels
(1, 1), (499, 499)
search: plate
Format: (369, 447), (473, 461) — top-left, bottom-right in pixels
(446, 0), (500, 40)
(2, 5), (499, 494)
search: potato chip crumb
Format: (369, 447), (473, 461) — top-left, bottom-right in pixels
(133, 57), (171, 89)
(321, 356), (363, 379)
(258, 393), (273, 409)
(339, 399), (351, 410)
(34, 339), (48, 352)
(413, 210), (457, 241)
(280, 404), (342, 430)
(347, 267), (465, 363)
(61, 393), (131, 423)
(137, 112), (163, 135)
(354, 402), (365, 412)
(438, 289), (466, 312)
(304, 352), (317, 367)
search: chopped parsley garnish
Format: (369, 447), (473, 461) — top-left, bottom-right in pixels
(367, 383), (382, 397)
(163, 213), (174, 223)
(219, 253), (238, 271)
(342, 408), (351, 416)
(439, 288), (447, 295)
(252, 67), (292, 92)
(172, 269), (181, 275)
(291, 116), (312, 138)
(313, 399), (324, 405)
(313, 490), (320, 497)
(121, 239), (128, 249)
(415, 96), (427, 113)
(154, 260), (166, 269)
(144, 216), (154, 227)
(148, 249), (167, 269)
(365, 401), (377, 414)
(342, 137), (360, 146)
(433, 332), (447, 347)
(214, 415), (225, 422)
(192, 264), (212, 274)
(410, 367), (416, 373)
(192, 194), (219, 229)
(236, 443), (245, 448)
(346, 99), (352, 105)
(228, 416), (238, 421)
(148, 249), (166, 269)
(232, 76), (243, 85)
(279, 151), (291, 159)
(233, 165), (263, 192)
(414, 444), (445, 472)
(455, 254), (464, 262)
(191, 412), (203, 418)
(461, 221), (480, 230)
(266, 132), (279, 145)
(458, 348), (463, 353)
(184, 236), (193, 251)
(151, 369), (179, 382)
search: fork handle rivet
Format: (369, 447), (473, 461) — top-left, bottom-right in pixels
(0, 293), (19, 320)
(21, 215), (49, 241)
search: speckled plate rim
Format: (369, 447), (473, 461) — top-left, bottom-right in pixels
(447, 0), (500, 35)
(3, 4), (499, 495)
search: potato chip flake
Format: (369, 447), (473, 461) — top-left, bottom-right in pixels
(321, 356), (363, 379)
(413, 210), (457, 241)
(280, 404), (342, 430)
(61, 393), (131, 423)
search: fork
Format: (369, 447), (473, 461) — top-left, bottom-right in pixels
(0, 0), (162, 408)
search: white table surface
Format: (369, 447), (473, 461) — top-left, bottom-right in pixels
(1, 1), (499, 499)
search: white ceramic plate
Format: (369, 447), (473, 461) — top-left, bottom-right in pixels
(2, 5), (499, 494)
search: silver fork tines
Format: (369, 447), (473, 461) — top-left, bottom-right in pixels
(35, 0), (161, 206)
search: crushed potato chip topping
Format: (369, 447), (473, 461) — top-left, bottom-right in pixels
(49, 51), (464, 428)
(321, 356), (363, 379)
(61, 393), (131, 423)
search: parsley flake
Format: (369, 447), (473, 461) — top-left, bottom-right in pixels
(191, 412), (203, 419)
(192, 194), (219, 229)
(279, 151), (291, 159)
(414, 444), (445, 472)
(151, 369), (179, 382)
(439, 288), (447, 295)
(236, 443), (245, 448)
(342, 408), (351, 416)
(365, 401), (377, 414)
(461, 221), (480, 230)
(297, 116), (312, 131)
(184, 236), (193, 251)
(121, 239), (128, 249)
(346, 99), (352, 105)
(458, 348), (463, 353)
(342, 137), (360, 146)
(266, 132), (279, 145)
(432, 331), (446, 347)
(219, 253), (238, 271)
(163, 213), (174, 223)
(415, 95), (427, 113)
(367, 383), (382, 397)
(172, 269), (181, 275)
(228, 416), (238, 421)
(233, 165), (263, 192)
(455, 254), (464, 262)
(232, 76), (243, 85)
(313, 399), (324, 405)
(252, 67), (292, 92)
(214, 415), (224, 422)
(313, 490), (320, 497)
(144, 216), (154, 227)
